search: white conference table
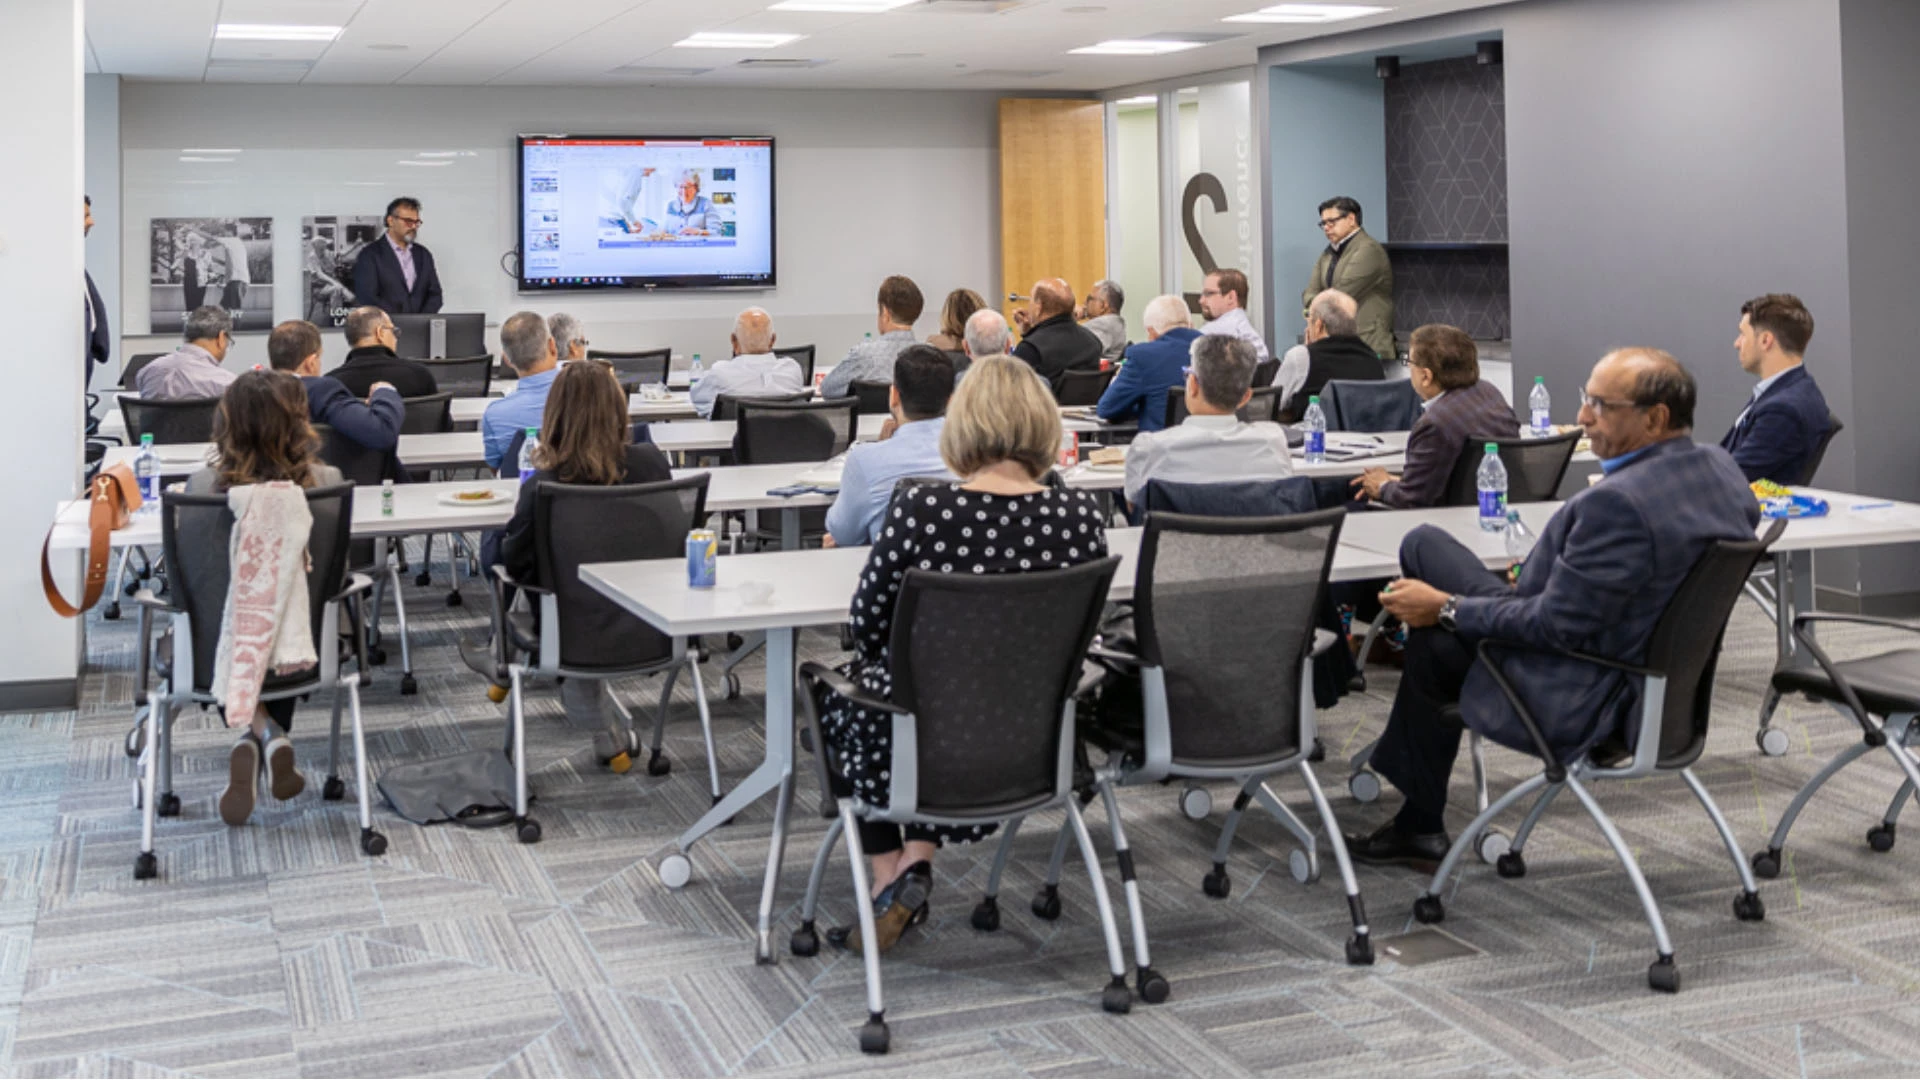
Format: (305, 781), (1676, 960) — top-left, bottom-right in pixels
(93, 390), (701, 442)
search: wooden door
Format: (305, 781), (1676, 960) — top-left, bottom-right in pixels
(998, 99), (1108, 327)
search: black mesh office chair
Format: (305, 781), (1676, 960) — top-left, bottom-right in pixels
(1440, 430), (1582, 505)
(1251, 358), (1280, 388)
(792, 557), (1126, 1054)
(1138, 477), (1317, 517)
(312, 423), (416, 697)
(418, 355), (493, 398)
(1793, 413), (1844, 487)
(589, 347), (670, 388)
(1320, 379), (1421, 432)
(132, 483), (383, 880)
(774, 344), (817, 384)
(1163, 385), (1287, 429)
(400, 392), (453, 434)
(848, 380), (894, 417)
(729, 397), (858, 551)
(1055, 367), (1113, 408)
(1750, 413), (1849, 754)
(119, 396), (220, 444)
(1410, 521), (1785, 993)
(712, 389), (812, 422)
(487, 475), (720, 842)
(120, 353), (166, 389)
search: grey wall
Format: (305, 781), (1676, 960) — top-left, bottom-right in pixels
(85, 75), (121, 375)
(1840, 0), (1920, 604)
(1384, 55), (1507, 243)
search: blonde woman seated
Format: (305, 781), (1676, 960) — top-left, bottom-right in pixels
(184, 370), (345, 825)
(817, 355), (1110, 953)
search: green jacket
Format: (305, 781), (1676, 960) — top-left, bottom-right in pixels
(1304, 227), (1396, 359)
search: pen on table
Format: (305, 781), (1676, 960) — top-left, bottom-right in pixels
(1851, 501), (1895, 511)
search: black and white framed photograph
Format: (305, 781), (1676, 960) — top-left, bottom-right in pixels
(301, 214), (382, 327)
(148, 217), (275, 333)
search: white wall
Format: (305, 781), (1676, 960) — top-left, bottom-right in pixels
(114, 83), (1004, 374)
(86, 74), (121, 375)
(1, 0), (85, 706)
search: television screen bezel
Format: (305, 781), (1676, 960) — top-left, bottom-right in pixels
(515, 133), (776, 293)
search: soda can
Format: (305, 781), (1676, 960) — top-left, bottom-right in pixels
(687, 529), (718, 588)
(814, 372), (827, 390)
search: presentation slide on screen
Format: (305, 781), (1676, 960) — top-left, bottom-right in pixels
(520, 137), (773, 287)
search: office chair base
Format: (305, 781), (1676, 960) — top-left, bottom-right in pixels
(360, 828), (388, 857)
(1412, 894), (1444, 923)
(1749, 847), (1782, 879)
(1868, 823), (1898, 852)
(1648, 955), (1679, 993)
(647, 749), (672, 777)
(1496, 851), (1527, 878)
(1346, 934), (1375, 966)
(1756, 727), (1792, 757)
(516, 817), (542, 844)
(399, 674), (417, 696)
(1202, 864), (1231, 899)
(971, 896), (1001, 932)
(1031, 884), (1062, 921)
(322, 775), (346, 801)
(133, 851), (156, 881)
(1100, 976), (1133, 1015)
(1348, 770), (1382, 803)
(367, 645), (387, 666)
(790, 920), (821, 957)
(1135, 966), (1170, 1004)
(1289, 848), (1317, 884)
(156, 792), (181, 818)
(659, 852), (693, 889)
(104, 602), (121, 621)
(1733, 890), (1765, 922)
(859, 1014), (889, 1055)
(1179, 786), (1212, 820)
(1476, 829), (1511, 865)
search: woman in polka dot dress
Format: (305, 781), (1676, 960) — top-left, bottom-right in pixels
(819, 356), (1110, 953)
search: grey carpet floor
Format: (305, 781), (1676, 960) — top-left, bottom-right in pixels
(6, 554), (1920, 1077)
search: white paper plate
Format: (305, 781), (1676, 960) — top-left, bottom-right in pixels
(437, 489), (512, 507)
(1084, 461), (1127, 473)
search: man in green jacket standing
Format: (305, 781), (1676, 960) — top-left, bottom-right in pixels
(1304, 196), (1395, 360)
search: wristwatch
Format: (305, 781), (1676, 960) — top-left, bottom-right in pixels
(1437, 594), (1460, 632)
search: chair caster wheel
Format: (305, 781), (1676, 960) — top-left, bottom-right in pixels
(1496, 851), (1527, 878)
(1179, 785), (1212, 820)
(971, 897), (1001, 932)
(1733, 889), (1765, 922)
(124, 723), (146, 758)
(1346, 934), (1375, 966)
(790, 920), (820, 957)
(1648, 956), (1680, 993)
(1309, 737), (1326, 763)
(1201, 863), (1231, 899)
(1750, 848), (1782, 879)
(487, 683), (508, 704)
(446, 592), (463, 608)
(1413, 895), (1445, 924)
(1031, 885), (1062, 921)
(399, 674), (417, 695)
(126, 577), (143, 595)
(414, 571), (432, 587)
(1135, 967), (1170, 1004)
(858, 1015), (889, 1055)
(660, 853), (693, 889)
(1100, 978), (1132, 1015)
(1477, 829), (1511, 865)
(725, 673), (741, 700)
(516, 818), (542, 844)
(1348, 770), (1381, 803)
(1757, 726), (1791, 757)
(105, 602), (121, 621)
(367, 645), (387, 666)
(156, 792), (181, 818)
(647, 750), (671, 777)
(1288, 848), (1316, 884)
(1868, 823), (1897, 852)
(322, 775), (345, 801)
(361, 829), (388, 857)
(133, 852), (157, 880)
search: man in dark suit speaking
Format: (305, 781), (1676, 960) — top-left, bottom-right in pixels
(1350, 348), (1760, 866)
(352, 196), (444, 315)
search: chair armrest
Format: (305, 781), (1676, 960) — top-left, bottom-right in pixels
(330, 572), (376, 604)
(1311, 628), (1338, 657)
(1087, 644), (1142, 668)
(1793, 613), (1920, 637)
(132, 588), (178, 613)
(488, 563), (550, 596)
(1785, 625), (1885, 743)
(798, 660), (904, 716)
(1475, 639), (1574, 783)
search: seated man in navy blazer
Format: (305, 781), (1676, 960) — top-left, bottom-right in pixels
(351, 196), (444, 316)
(1720, 293), (1831, 485)
(1350, 348), (1760, 866)
(266, 319), (405, 483)
(1095, 294), (1201, 432)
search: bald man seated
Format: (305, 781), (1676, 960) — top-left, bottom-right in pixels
(1012, 277), (1105, 391)
(690, 307), (806, 418)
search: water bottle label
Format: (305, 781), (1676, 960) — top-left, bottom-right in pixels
(1531, 408), (1550, 431)
(519, 467), (536, 484)
(1479, 489), (1507, 521)
(141, 475), (162, 504)
(1305, 431), (1325, 456)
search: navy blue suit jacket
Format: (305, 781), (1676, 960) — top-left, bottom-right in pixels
(302, 375), (405, 481)
(1449, 436), (1760, 758)
(1719, 365), (1831, 485)
(1095, 327), (1200, 432)
(351, 238), (443, 315)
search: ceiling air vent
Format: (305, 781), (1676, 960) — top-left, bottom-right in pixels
(735, 58), (831, 69)
(608, 65), (712, 77)
(919, 0), (1036, 13)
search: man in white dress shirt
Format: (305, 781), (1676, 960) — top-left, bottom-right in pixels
(690, 307), (805, 417)
(1197, 267), (1272, 366)
(1123, 334), (1292, 506)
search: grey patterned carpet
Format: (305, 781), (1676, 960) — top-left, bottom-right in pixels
(6, 551), (1920, 1078)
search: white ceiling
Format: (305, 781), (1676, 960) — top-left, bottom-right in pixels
(85, 0), (1513, 91)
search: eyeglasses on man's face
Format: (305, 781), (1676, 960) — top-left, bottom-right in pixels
(1578, 389), (1647, 415)
(1318, 212), (1351, 229)
(391, 215), (422, 227)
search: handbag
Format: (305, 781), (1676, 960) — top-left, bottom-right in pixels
(41, 463), (143, 617)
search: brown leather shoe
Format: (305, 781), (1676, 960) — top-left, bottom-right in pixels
(834, 861), (933, 955)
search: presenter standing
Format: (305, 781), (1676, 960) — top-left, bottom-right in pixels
(352, 196), (444, 314)
(1303, 196), (1395, 360)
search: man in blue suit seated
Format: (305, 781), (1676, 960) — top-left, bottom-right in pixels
(1349, 348), (1761, 867)
(1720, 293), (1831, 485)
(1095, 294), (1200, 433)
(266, 319), (404, 481)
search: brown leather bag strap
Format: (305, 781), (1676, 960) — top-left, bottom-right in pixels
(41, 475), (121, 617)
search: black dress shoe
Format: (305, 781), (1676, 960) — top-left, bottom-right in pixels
(1345, 821), (1450, 870)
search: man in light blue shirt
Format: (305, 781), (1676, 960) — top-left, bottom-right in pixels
(481, 311), (560, 471)
(821, 275), (922, 399)
(824, 345), (957, 546)
(690, 307), (805, 418)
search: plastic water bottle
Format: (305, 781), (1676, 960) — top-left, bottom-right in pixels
(687, 353), (704, 387)
(133, 434), (161, 514)
(380, 478), (394, 517)
(1302, 396), (1327, 465)
(1476, 442), (1508, 531)
(518, 427), (539, 484)
(1528, 376), (1552, 436)
(1504, 508), (1535, 580)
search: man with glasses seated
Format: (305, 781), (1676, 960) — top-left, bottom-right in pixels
(351, 196), (444, 315)
(1197, 267), (1272, 367)
(1349, 348), (1759, 868)
(327, 306), (439, 399)
(1303, 196), (1394, 361)
(136, 305), (238, 399)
